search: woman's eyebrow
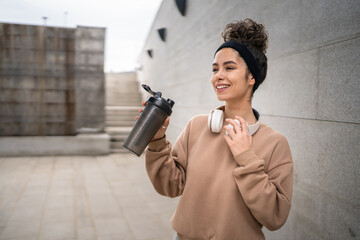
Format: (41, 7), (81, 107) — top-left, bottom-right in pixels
(212, 60), (237, 67)
(223, 60), (237, 65)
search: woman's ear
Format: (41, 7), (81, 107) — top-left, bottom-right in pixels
(248, 74), (255, 86)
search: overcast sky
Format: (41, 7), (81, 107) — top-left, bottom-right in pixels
(0, 0), (162, 72)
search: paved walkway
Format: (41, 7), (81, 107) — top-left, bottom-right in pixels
(0, 154), (179, 240)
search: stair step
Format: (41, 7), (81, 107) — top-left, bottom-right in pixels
(106, 126), (132, 134)
(111, 148), (131, 153)
(106, 121), (136, 127)
(108, 133), (131, 138)
(107, 102), (142, 106)
(110, 137), (127, 142)
(106, 106), (141, 110)
(106, 115), (137, 121)
(105, 72), (142, 154)
(111, 141), (126, 149)
(107, 97), (142, 102)
(107, 93), (141, 97)
(106, 111), (139, 116)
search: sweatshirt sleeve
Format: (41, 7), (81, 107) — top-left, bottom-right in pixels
(145, 121), (190, 198)
(233, 135), (293, 231)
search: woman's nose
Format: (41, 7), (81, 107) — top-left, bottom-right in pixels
(215, 70), (224, 81)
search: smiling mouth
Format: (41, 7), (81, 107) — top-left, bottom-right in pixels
(216, 84), (230, 92)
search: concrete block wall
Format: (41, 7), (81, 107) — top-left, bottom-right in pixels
(137, 0), (360, 239)
(0, 23), (106, 136)
(0, 24), (76, 135)
(74, 26), (106, 132)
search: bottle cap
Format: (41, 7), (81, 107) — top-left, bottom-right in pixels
(142, 84), (175, 116)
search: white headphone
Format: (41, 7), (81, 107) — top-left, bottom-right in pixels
(208, 106), (261, 136)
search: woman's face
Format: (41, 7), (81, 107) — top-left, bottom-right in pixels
(211, 48), (254, 103)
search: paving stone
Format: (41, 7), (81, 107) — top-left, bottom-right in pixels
(16, 194), (46, 208)
(87, 194), (122, 219)
(8, 205), (43, 222)
(94, 217), (133, 237)
(39, 221), (76, 240)
(0, 154), (178, 239)
(46, 194), (74, 209)
(42, 207), (74, 223)
(77, 226), (97, 240)
(0, 219), (40, 239)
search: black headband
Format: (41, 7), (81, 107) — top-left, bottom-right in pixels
(215, 41), (261, 92)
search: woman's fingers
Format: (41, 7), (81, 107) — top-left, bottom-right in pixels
(152, 117), (170, 141)
(223, 124), (235, 139)
(225, 118), (241, 136)
(224, 117), (253, 156)
(223, 134), (232, 146)
(235, 116), (248, 135)
(136, 101), (147, 120)
(163, 117), (170, 128)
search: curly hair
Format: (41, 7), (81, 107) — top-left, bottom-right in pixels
(221, 19), (268, 93)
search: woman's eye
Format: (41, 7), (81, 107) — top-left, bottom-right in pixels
(226, 66), (234, 70)
(212, 68), (218, 72)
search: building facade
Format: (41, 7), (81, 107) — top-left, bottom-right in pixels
(137, 0), (360, 239)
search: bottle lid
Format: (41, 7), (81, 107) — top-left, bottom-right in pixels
(142, 84), (175, 116)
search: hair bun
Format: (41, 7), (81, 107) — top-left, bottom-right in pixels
(222, 19), (268, 54)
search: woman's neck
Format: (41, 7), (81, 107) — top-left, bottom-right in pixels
(224, 100), (256, 125)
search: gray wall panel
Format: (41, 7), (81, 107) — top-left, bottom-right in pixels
(317, 37), (360, 123)
(138, 1), (360, 238)
(253, 49), (319, 119)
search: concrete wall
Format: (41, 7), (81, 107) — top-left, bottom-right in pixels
(137, 0), (360, 239)
(74, 26), (106, 132)
(0, 23), (106, 136)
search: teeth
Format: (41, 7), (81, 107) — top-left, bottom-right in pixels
(217, 85), (229, 89)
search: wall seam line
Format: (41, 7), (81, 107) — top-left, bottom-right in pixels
(262, 114), (360, 125)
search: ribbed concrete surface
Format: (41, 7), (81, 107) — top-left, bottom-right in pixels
(0, 154), (179, 240)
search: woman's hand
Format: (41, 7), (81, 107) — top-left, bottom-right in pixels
(136, 101), (170, 141)
(223, 116), (252, 157)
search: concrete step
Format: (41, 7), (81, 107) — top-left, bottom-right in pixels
(106, 103), (141, 107)
(106, 121), (136, 127)
(105, 108), (140, 121)
(106, 87), (141, 93)
(106, 114), (137, 121)
(106, 101), (142, 106)
(108, 100), (142, 105)
(110, 141), (126, 149)
(110, 134), (128, 141)
(106, 106), (141, 111)
(106, 94), (142, 100)
(106, 126), (132, 135)
(107, 128), (131, 152)
(106, 110), (139, 115)
(105, 73), (143, 153)
(111, 148), (131, 153)
(108, 96), (141, 102)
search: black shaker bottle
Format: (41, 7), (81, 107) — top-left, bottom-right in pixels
(122, 84), (175, 156)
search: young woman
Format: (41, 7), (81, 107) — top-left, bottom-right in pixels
(143, 19), (293, 240)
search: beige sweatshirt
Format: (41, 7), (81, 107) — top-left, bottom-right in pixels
(146, 115), (293, 240)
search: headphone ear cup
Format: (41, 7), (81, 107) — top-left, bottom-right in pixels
(209, 109), (223, 133)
